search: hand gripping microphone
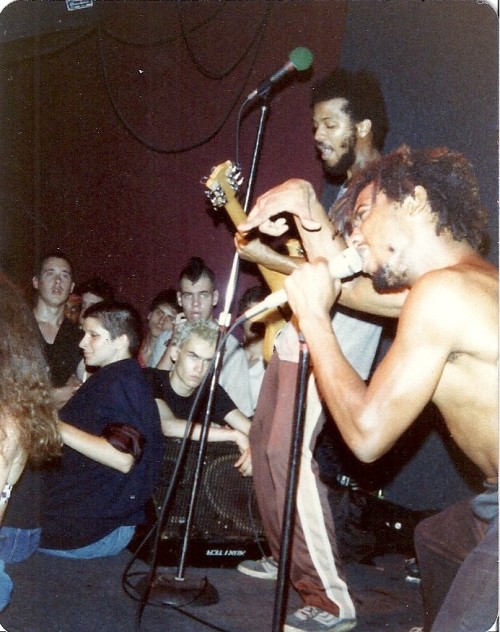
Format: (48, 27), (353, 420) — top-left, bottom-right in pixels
(242, 247), (363, 321)
(246, 47), (314, 101)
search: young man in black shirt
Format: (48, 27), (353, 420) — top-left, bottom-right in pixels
(145, 318), (252, 477)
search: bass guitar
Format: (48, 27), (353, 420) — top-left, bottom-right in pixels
(203, 161), (302, 362)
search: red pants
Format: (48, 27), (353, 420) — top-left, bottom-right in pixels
(250, 353), (356, 618)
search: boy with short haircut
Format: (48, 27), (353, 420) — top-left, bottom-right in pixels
(39, 301), (164, 558)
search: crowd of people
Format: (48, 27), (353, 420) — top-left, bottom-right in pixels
(0, 66), (496, 632)
(0, 249), (266, 612)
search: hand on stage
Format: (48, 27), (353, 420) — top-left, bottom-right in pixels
(237, 179), (322, 235)
(284, 258), (341, 323)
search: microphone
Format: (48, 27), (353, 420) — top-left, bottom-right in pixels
(246, 47), (313, 101)
(242, 247), (363, 321)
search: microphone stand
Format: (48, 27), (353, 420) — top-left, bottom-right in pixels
(137, 90), (274, 611)
(242, 90), (270, 212)
(272, 333), (310, 632)
(141, 331), (225, 608)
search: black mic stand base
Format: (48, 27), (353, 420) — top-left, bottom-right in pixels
(134, 568), (219, 607)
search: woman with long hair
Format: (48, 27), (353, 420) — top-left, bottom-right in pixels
(0, 272), (62, 610)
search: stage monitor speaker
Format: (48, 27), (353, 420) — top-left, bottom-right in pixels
(133, 438), (268, 568)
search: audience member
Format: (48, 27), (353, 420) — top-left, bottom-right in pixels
(0, 273), (61, 611)
(145, 319), (252, 476)
(138, 288), (179, 368)
(157, 256), (256, 416)
(75, 276), (115, 324)
(64, 293), (82, 325)
(39, 301), (164, 558)
(225, 285), (268, 416)
(276, 145), (497, 632)
(32, 251), (83, 408)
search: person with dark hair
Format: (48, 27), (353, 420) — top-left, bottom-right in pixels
(39, 300), (164, 558)
(138, 288), (180, 368)
(32, 251), (83, 409)
(0, 273), (61, 610)
(235, 70), (405, 631)
(74, 276), (115, 325)
(258, 145), (498, 632)
(64, 293), (82, 325)
(157, 256), (257, 417)
(311, 67), (389, 156)
(145, 319), (252, 476)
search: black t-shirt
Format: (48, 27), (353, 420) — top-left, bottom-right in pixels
(40, 359), (164, 550)
(143, 368), (237, 423)
(42, 318), (83, 387)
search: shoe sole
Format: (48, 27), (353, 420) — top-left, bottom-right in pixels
(237, 566), (277, 580)
(284, 620), (357, 632)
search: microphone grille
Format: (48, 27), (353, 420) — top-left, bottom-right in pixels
(289, 47), (313, 72)
(341, 247), (363, 276)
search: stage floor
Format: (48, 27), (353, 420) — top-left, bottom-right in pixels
(1, 549), (424, 631)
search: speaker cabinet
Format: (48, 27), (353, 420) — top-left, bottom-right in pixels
(133, 438), (267, 568)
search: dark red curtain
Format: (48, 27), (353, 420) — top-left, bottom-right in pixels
(0, 1), (347, 313)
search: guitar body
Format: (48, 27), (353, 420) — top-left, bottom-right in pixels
(204, 161), (297, 362)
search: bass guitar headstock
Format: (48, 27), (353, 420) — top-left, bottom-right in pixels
(203, 161), (244, 210)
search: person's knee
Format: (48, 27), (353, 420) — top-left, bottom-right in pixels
(0, 561), (13, 612)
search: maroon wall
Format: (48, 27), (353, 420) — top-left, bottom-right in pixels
(0, 1), (347, 314)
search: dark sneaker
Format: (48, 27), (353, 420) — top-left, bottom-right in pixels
(236, 556), (278, 580)
(284, 606), (357, 632)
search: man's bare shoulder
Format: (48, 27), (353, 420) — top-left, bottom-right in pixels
(411, 256), (497, 307)
(399, 256), (498, 350)
(402, 257), (497, 363)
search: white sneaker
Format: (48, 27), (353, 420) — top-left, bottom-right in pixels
(284, 605), (357, 631)
(236, 556), (278, 580)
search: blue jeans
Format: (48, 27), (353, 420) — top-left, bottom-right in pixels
(0, 527), (41, 611)
(0, 561), (11, 613)
(38, 525), (135, 559)
(0, 527), (41, 563)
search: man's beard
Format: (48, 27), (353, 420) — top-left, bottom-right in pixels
(323, 132), (356, 178)
(372, 264), (409, 293)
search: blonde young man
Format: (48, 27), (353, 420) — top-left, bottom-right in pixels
(146, 319), (252, 477)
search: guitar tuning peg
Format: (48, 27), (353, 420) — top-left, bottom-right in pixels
(204, 185), (227, 209)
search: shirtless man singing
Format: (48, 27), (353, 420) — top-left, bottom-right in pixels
(240, 145), (498, 632)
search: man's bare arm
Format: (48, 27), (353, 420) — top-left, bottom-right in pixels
(284, 260), (450, 462)
(237, 180), (407, 317)
(155, 399), (249, 450)
(235, 235), (301, 275)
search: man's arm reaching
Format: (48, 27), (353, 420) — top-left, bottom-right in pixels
(58, 421), (135, 473)
(155, 399), (252, 476)
(237, 179), (407, 318)
(283, 260), (451, 462)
